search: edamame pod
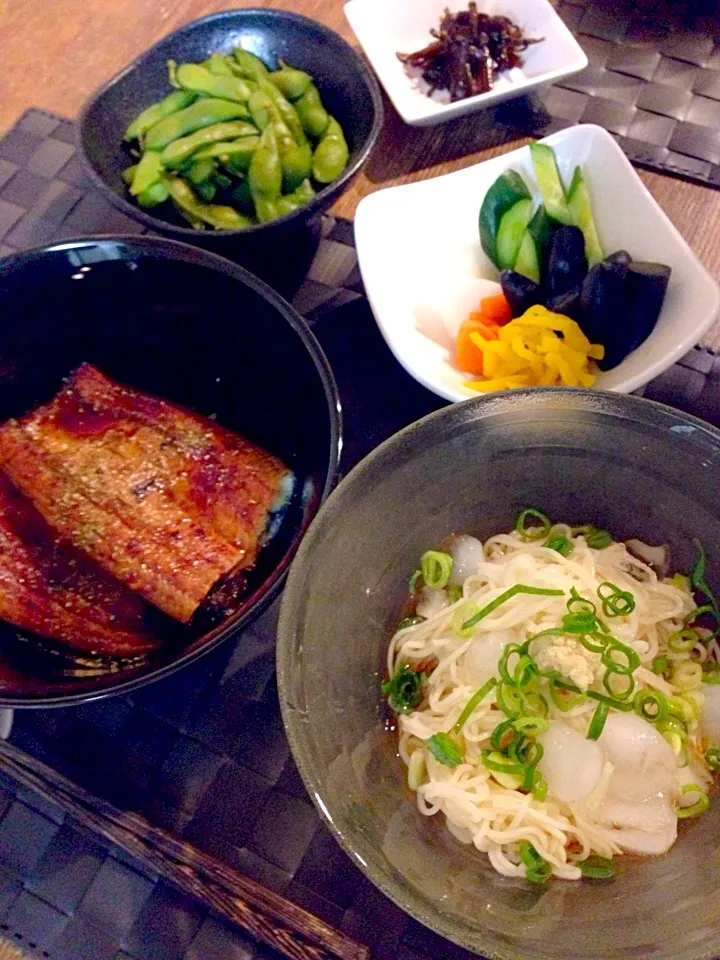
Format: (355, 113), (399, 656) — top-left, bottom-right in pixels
(269, 61), (311, 102)
(160, 120), (257, 168)
(175, 63), (251, 103)
(137, 180), (170, 208)
(232, 48), (270, 80)
(123, 89), (196, 142)
(280, 141), (312, 193)
(195, 180), (217, 203)
(121, 164), (138, 186)
(193, 136), (260, 174)
(294, 83), (329, 140)
(207, 53), (234, 76)
(167, 176), (253, 230)
(248, 126), (282, 223)
(275, 177), (315, 216)
(187, 157), (216, 186)
(129, 151), (164, 196)
(257, 78), (307, 144)
(311, 116), (349, 184)
(230, 177), (254, 213)
(145, 100), (251, 151)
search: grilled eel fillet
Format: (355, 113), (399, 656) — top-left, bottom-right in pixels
(0, 471), (158, 656)
(0, 364), (292, 623)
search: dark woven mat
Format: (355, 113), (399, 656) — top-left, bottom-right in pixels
(527, 0), (720, 186)
(0, 109), (720, 960)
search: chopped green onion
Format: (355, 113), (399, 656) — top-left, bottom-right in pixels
(562, 611), (598, 634)
(597, 582), (635, 617)
(672, 572), (691, 592)
(668, 628), (699, 653)
(396, 615), (424, 631)
(672, 661), (703, 690)
(573, 525), (613, 549)
(518, 841), (552, 884)
(685, 604), (715, 626)
(602, 669), (635, 701)
(490, 718), (518, 752)
(579, 856), (615, 879)
(549, 679), (585, 712)
(553, 678), (634, 712)
(545, 534), (574, 556)
(447, 584), (463, 604)
(705, 747), (720, 771)
(658, 717), (688, 760)
(515, 508), (552, 541)
(579, 633), (609, 654)
(652, 654), (668, 675)
(522, 690), (550, 718)
(691, 540), (720, 625)
(453, 678), (496, 732)
(601, 637), (640, 675)
(462, 585), (564, 630)
(513, 716), (549, 737)
(409, 569), (422, 593)
(481, 749), (524, 775)
(531, 772), (548, 801)
(496, 681), (524, 717)
(587, 702), (608, 740)
(420, 550), (453, 589)
(567, 588), (596, 616)
(521, 741), (544, 791)
(676, 783), (709, 819)
(666, 696), (695, 723)
(633, 689), (668, 723)
(702, 664), (720, 684)
(498, 645), (537, 688)
(382, 666), (423, 713)
(452, 602), (478, 639)
(426, 732), (463, 768)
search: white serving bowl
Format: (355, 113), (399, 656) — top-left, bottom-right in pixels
(344, 0), (588, 127)
(354, 125), (720, 401)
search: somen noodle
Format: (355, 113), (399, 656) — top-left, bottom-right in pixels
(384, 512), (720, 882)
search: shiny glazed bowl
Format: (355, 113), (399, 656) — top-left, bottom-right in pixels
(0, 236), (340, 707)
(278, 389), (720, 960)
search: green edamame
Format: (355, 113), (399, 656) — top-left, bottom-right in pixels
(123, 89), (196, 142)
(160, 120), (257, 168)
(311, 116), (349, 184)
(280, 141), (312, 193)
(193, 136), (260, 174)
(269, 61), (312, 102)
(275, 177), (316, 216)
(232, 49), (270, 81)
(121, 164), (138, 186)
(231, 177), (254, 213)
(175, 63), (251, 103)
(248, 125), (282, 223)
(137, 180), (170, 208)
(294, 83), (329, 140)
(206, 53), (234, 76)
(195, 180), (217, 203)
(167, 176), (253, 229)
(187, 157), (216, 187)
(145, 99), (251, 151)
(257, 78), (307, 144)
(129, 150), (163, 196)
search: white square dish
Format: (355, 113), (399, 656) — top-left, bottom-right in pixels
(354, 125), (720, 401)
(344, 0), (588, 126)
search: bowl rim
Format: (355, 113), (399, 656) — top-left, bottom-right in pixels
(76, 7), (384, 237)
(0, 232), (342, 708)
(277, 385), (720, 960)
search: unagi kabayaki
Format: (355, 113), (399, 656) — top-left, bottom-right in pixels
(0, 472), (158, 656)
(0, 364), (293, 623)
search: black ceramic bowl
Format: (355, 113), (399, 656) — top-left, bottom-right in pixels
(77, 8), (383, 287)
(0, 236), (340, 707)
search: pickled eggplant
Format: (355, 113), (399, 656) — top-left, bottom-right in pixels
(579, 260), (631, 369)
(501, 270), (544, 318)
(548, 226), (587, 298)
(547, 285), (581, 319)
(625, 261), (671, 353)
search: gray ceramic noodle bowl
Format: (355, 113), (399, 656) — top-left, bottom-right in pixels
(277, 388), (720, 960)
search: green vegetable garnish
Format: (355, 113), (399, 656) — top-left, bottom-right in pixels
(447, 584), (463, 604)
(633, 689), (668, 723)
(420, 550), (453, 590)
(668, 628), (698, 653)
(691, 540), (720, 625)
(452, 602), (477, 639)
(513, 716), (549, 736)
(587, 702), (608, 741)
(453, 678), (496, 733)
(579, 856), (615, 879)
(481, 749), (524, 775)
(515, 508), (552, 541)
(498, 644), (536, 687)
(426, 732), (463, 768)
(408, 568), (422, 593)
(545, 534), (574, 557)
(705, 747), (720, 771)
(462, 585), (564, 630)
(553, 679), (634, 712)
(518, 841), (552, 884)
(597, 581), (635, 617)
(652, 654), (668, 675)
(676, 784), (709, 819)
(549, 679), (585, 712)
(382, 666), (422, 713)
(567, 588), (596, 616)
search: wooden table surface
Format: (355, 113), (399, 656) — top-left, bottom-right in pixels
(2, 0), (720, 339)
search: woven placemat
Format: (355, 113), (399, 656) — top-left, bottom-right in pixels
(531, 0), (720, 187)
(1, 109), (720, 960)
